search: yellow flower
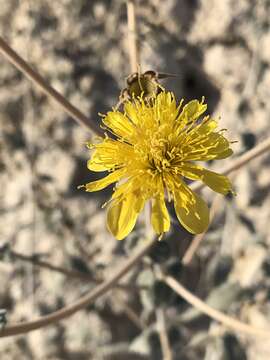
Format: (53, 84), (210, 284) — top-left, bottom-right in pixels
(81, 91), (233, 240)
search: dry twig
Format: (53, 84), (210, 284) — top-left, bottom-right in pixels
(1, 0), (270, 340)
(0, 237), (156, 337)
(163, 274), (270, 338)
(2, 247), (147, 292)
(0, 36), (102, 136)
(1, 137), (270, 337)
(127, 0), (139, 72)
(156, 308), (173, 360)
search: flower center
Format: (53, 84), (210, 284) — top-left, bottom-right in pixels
(148, 138), (176, 173)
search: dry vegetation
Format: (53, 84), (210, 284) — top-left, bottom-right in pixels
(1, 0), (270, 359)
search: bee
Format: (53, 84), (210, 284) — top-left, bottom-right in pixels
(117, 69), (176, 108)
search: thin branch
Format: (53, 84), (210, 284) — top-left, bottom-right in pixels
(2, 134), (270, 337)
(1, 25), (270, 339)
(0, 36), (103, 136)
(0, 237), (156, 337)
(127, 0), (139, 73)
(156, 308), (173, 360)
(163, 274), (270, 338)
(220, 137), (270, 175)
(5, 248), (146, 292)
(117, 295), (145, 330)
(10, 249), (94, 281)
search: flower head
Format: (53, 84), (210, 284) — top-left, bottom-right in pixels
(81, 91), (233, 240)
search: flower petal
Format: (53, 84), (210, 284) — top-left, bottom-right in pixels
(124, 101), (140, 125)
(214, 147), (233, 159)
(155, 92), (179, 125)
(107, 192), (145, 240)
(87, 139), (132, 172)
(103, 111), (136, 139)
(201, 169), (233, 195)
(179, 99), (207, 123)
(151, 196), (170, 235)
(174, 183), (209, 234)
(83, 168), (126, 192)
(87, 150), (110, 171)
(181, 131), (233, 161)
(180, 163), (233, 195)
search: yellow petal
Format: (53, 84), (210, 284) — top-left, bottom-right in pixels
(183, 119), (217, 145)
(180, 164), (233, 195)
(201, 169), (233, 195)
(124, 102), (140, 125)
(174, 184), (209, 234)
(180, 99), (207, 123)
(87, 139), (133, 171)
(84, 169), (125, 192)
(214, 148), (233, 159)
(87, 151), (109, 171)
(103, 111), (135, 139)
(195, 118), (217, 136)
(155, 92), (180, 127)
(107, 192), (145, 240)
(151, 196), (170, 235)
(181, 132), (233, 161)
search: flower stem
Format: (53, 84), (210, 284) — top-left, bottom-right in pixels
(127, 0), (139, 73)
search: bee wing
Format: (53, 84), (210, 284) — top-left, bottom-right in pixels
(158, 72), (179, 79)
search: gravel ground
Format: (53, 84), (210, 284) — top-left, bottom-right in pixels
(1, 0), (270, 359)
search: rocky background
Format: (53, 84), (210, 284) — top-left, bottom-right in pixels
(1, 0), (270, 359)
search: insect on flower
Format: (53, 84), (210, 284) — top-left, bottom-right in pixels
(80, 91), (234, 240)
(118, 69), (176, 107)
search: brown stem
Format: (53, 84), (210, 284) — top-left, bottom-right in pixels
(7, 249), (146, 292)
(2, 134), (270, 337)
(163, 274), (270, 338)
(127, 1), (139, 73)
(0, 36), (103, 136)
(0, 237), (155, 337)
(156, 308), (173, 360)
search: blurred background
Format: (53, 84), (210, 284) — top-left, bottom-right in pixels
(1, 0), (270, 359)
